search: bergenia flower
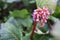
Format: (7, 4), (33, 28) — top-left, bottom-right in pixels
(32, 6), (50, 27)
(30, 7), (50, 40)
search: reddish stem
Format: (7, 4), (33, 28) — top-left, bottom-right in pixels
(30, 21), (37, 40)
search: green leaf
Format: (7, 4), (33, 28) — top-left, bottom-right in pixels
(33, 33), (54, 40)
(52, 6), (60, 19)
(0, 22), (20, 40)
(1, 16), (33, 40)
(22, 16), (32, 27)
(49, 16), (59, 23)
(36, 23), (50, 33)
(10, 9), (29, 19)
(36, 0), (58, 13)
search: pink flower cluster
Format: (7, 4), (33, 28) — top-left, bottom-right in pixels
(32, 6), (50, 27)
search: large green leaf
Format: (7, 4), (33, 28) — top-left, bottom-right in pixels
(0, 16), (33, 40)
(36, 0), (58, 13)
(10, 9), (29, 19)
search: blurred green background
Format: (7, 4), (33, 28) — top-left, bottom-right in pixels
(0, 0), (60, 40)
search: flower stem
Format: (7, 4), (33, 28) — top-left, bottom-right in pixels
(30, 21), (37, 40)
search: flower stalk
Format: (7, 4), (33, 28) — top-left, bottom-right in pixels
(30, 21), (37, 40)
